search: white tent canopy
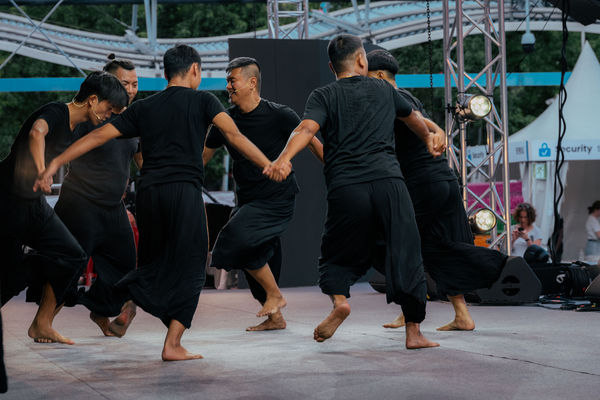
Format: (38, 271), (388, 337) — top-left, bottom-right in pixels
(508, 42), (600, 261)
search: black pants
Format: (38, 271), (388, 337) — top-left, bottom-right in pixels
(0, 194), (87, 306)
(210, 197), (295, 304)
(117, 182), (207, 329)
(319, 178), (426, 323)
(55, 189), (136, 317)
(409, 179), (507, 295)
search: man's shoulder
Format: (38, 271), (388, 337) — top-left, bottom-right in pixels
(262, 99), (299, 118)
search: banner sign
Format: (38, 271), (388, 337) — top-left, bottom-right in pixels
(509, 139), (600, 162)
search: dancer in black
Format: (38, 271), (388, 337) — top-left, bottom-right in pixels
(36, 45), (272, 361)
(367, 49), (507, 331)
(265, 34), (443, 349)
(0, 71), (128, 345)
(55, 56), (141, 337)
(204, 57), (323, 331)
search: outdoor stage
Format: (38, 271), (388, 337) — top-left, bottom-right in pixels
(2, 283), (599, 400)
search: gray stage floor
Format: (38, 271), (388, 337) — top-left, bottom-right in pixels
(2, 283), (600, 400)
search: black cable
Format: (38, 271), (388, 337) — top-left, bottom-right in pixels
(550, 0), (568, 263)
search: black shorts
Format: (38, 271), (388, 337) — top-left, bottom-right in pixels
(117, 182), (207, 329)
(409, 179), (506, 295)
(210, 196), (295, 271)
(0, 194), (87, 306)
(319, 178), (426, 323)
(55, 188), (136, 317)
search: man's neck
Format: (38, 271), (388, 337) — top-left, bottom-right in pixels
(385, 76), (398, 89)
(336, 71), (359, 80)
(236, 93), (262, 114)
(167, 76), (194, 89)
(67, 102), (89, 128)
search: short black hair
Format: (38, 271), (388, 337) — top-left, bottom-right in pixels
(367, 49), (399, 78)
(327, 34), (364, 74)
(226, 57), (262, 92)
(163, 44), (202, 81)
(73, 71), (128, 109)
(103, 53), (135, 74)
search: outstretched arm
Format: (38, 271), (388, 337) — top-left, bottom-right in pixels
(398, 110), (445, 157)
(212, 112), (270, 170)
(34, 123), (122, 193)
(263, 119), (321, 182)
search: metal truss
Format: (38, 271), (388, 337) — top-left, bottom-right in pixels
(443, 0), (511, 253)
(267, 0), (309, 39)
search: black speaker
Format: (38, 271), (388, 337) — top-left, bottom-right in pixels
(475, 256), (542, 304)
(585, 274), (600, 300)
(528, 262), (568, 296)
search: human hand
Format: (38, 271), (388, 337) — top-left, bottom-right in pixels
(263, 158), (292, 182)
(33, 161), (58, 193)
(426, 134), (445, 158)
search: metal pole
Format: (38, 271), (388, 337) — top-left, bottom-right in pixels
(131, 4), (139, 32)
(498, 0), (511, 253)
(456, 0), (468, 210)
(443, 0), (453, 168)
(485, 0), (497, 243)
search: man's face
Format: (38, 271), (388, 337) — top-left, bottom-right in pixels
(114, 67), (138, 104)
(226, 67), (252, 105)
(89, 99), (116, 126)
(367, 70), (378, 79)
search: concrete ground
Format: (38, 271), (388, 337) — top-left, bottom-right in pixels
(2, 283), (599, 400)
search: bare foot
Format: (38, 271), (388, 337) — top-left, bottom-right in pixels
(28, 320), (74, 345)
(436, 316), (475, 331)
(161, 344), (204, 361)
(108, 301), (136, 337)
(90, 312), (115, 337)
(256, 295), (286, 317)
(405, 322), (439, 349)
(383, 314), (405, 329)
(247, 311), (286, 331)
(313, 302), (351, 342)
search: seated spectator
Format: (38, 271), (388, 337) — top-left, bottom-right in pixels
(511, 202), (542, 257)
(584, 200), (600, 263)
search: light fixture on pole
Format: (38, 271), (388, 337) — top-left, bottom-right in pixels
(456, 94), (492, 121)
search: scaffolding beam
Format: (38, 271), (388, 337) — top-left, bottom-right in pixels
(443, 0), (512, 253)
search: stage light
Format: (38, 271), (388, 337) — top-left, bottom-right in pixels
(456, 95), (492, 121)
(469, 208), (497, 234)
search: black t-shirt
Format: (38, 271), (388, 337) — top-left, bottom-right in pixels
(110, 86), (224, 190)
(303, 76), (411, 191)
(205, 99), (300, 204)
(0, 102), (75, 199)
(61, 117), (139, 207)
(394, 88), (456, 189)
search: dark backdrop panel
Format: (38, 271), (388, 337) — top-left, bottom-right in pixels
(228, 39), (332, 287)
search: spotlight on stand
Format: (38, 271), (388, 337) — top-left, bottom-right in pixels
(469, 208), (497, 234)
(456, 95), (492, 121)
